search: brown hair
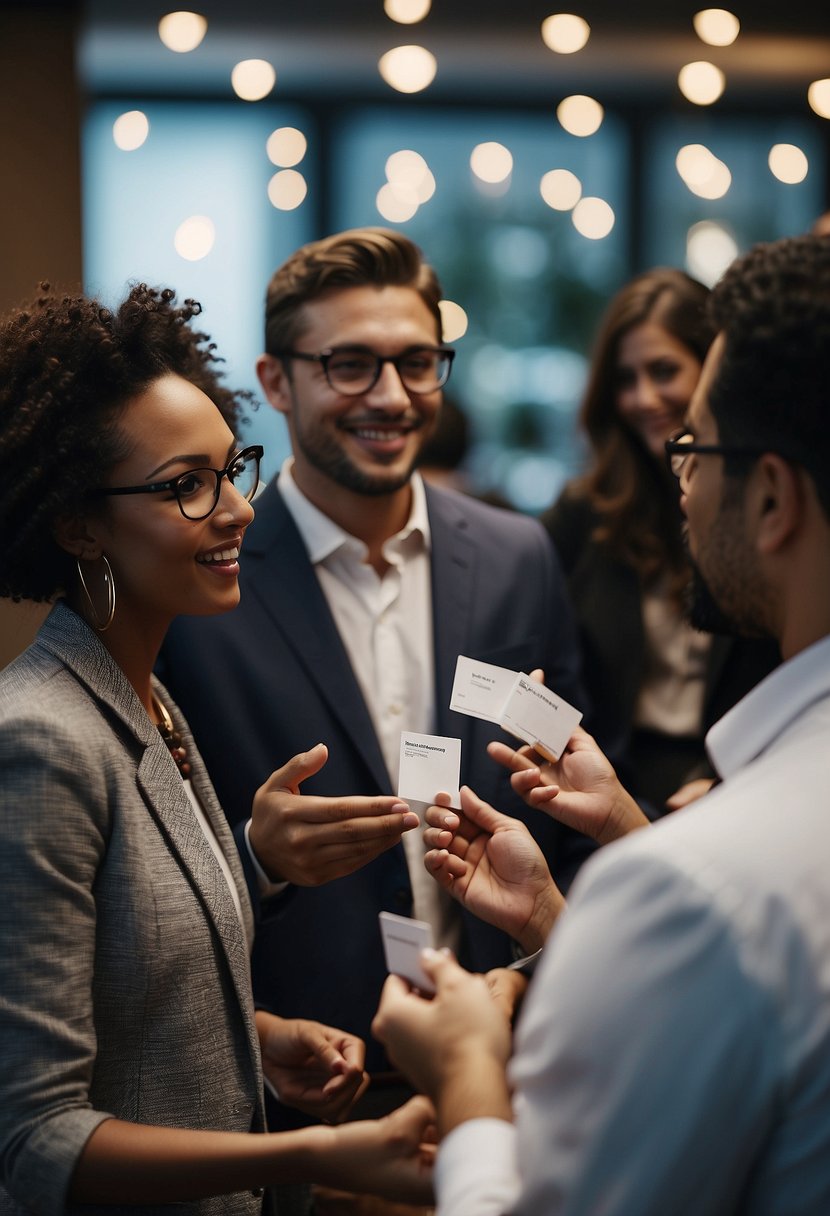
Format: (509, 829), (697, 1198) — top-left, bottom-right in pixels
(263, 227), (443, 354)
(570, 268), (715, 585)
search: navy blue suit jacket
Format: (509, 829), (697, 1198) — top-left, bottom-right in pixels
(159, 479), (592, 1078)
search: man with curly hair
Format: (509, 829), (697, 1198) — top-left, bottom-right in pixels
(373, 232), (830, 1214)
(159, 228), (591, 1119)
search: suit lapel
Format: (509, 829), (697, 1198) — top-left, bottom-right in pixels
(426, 486), (479, 740)
(243, 481), (392, 791)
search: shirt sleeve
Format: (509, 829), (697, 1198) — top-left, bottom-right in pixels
(436, 1119), (520, 1216)
(506, 838), (778, 1216)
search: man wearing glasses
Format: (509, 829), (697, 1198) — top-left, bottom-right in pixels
(160, 227), (589, 1121)
(374, 232), (830, 1214)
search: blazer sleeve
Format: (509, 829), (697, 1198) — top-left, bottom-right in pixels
(0, 715), (113, 1214)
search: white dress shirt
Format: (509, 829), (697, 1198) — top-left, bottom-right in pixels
(436, 633), (830, 1215)
(277, 459), (459, 946)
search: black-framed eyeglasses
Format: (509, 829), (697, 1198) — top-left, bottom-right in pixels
(91, 445), (263, 520)
(274, 345), (455, 396)
(665, 429), (763, 482)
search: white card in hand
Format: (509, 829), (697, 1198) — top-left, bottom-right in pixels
(498, 672), (582, 763)
(398, 731), (461, 808)
(379, 911), (436, 993)
(449, 655), (518, 723)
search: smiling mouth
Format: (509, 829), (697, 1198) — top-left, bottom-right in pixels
(196, 546), (240, 565)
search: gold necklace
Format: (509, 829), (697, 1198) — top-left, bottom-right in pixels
(152, 692), (191, 778)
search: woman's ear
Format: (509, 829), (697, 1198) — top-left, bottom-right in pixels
(52, 513), (102, 561)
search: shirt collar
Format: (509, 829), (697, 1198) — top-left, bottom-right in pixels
(276, 457), (431, 566)
(706, 633), (830, 779)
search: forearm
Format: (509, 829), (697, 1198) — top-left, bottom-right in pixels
(69, 1118), (329, 1204)
(434, 1052), (512, 1139)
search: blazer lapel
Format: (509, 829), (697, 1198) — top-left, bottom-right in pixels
(243, 481), (392, 791)
(426, 486), (479, 740)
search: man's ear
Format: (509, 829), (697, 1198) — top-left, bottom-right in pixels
(751, 454), (803, 555)
(52, 513), (102, 561)
(256, 354), (293, 417)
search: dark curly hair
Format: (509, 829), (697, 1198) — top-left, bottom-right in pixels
(709, 233), (830, 520)
(568, 268), (715, 585)
(0, 283), (252, 602)
(264, 227), (443, 355)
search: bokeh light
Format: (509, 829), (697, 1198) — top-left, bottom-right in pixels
(386, 150), (435, 202)
(384, 0), (431, 22)
(112, 110), (150, 151)
(439, 299), (468, 342)
(768, 143), (809, 184)
(231, 59), (276, 101)
(686, 221), (738, 286)
(572, 197), (615, 239)
(556, 95), (604, 137)
(376, 182), (419, 222)
(692, 9), (739, 47)
(678, 61), (725, 105)
(266, 127), (307, 167)
(267, 170), (307, 210)
(675, 143), (731, 199)
(540, 13), (590, 54)
(378, 45), (437, 93)
(158, 11), (207, 53)
(808, 79), (830, 119)
(174, 215), (215, 260)
(470, 142), (513, 184)
(540, 168), (582, 210)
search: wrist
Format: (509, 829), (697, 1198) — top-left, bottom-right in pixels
(519, 881), (564, 953)
(437, 1048), (511, 1137)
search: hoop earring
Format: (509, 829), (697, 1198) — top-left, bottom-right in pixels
(76, 554), (116, 632)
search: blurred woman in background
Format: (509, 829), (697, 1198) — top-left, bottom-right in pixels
(541, 268), (779, 813)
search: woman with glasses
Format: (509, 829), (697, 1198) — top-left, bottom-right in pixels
(0, 284), (433, 1215)
(541, 268), (779, 813)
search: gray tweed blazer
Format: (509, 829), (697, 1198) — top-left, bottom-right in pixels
(0, 603), (266, 1216)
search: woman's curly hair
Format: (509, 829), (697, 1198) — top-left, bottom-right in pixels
(0, 282), (253, 602)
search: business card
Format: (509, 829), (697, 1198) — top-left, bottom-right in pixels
(379, 911), (436, 993)
(499, 672), (582, 762)
(398, 730), (461, 808)
(449, 655), (517, 723)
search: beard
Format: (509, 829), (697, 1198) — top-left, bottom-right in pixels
(293, 412), (427, 497)
(684, 497), (773, 641)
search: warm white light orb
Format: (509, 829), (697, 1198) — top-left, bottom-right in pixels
(174, 215), (215, 261)
(540, 13), (590, 54)
(386, 149), (435, 201)
(692, 9), (739, 47)
(557, 94), (604, 137)
(540, 168), (582, 210)
(266, 127), (307, 167)
(768, 143), (809, 184)
(112, 110), (149, 151)
(231, 59), (276, 101)
(686, 221), (738, 287)
(678, 60), (725, 105)
(438, 299), (468, 342)
(470, 142), (513, 184)
(376, 182), (419, 222)
(384, 0), (431, 23)
(808, 79), (830, 119)
(267, 170), (307, 210)
(158, 11), (207, 53)
(378, 45), (437, 93)
(572, 197), (615, 239)
(675, 143), (730, 198)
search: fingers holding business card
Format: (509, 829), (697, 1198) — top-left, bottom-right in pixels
(250, 744), (420, 885)
(423, 785), (564, 953)
(487, 730), (649, 846)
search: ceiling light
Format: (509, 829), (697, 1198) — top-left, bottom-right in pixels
(384, 0), (431, 23)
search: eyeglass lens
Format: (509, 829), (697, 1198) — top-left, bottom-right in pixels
(325, 349), (450, 394)
(176, 449), (260, 519)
